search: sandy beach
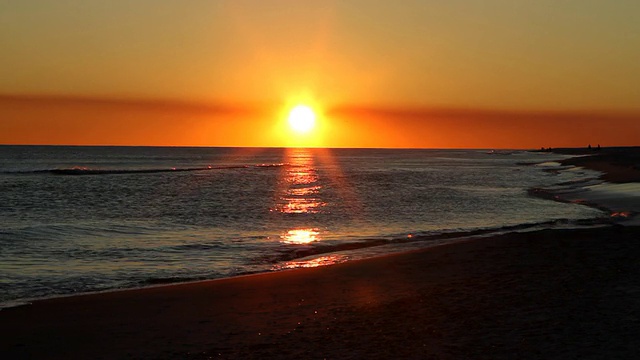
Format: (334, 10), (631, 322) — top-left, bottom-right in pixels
(3, 147), (640, 359)
(2, 225), (640, 359)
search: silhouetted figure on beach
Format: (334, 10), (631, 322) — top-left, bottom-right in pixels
(588, 144), (592, 150)
(597, 144), (601, 151)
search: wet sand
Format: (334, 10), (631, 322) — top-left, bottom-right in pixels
(2, 226), (640, 359)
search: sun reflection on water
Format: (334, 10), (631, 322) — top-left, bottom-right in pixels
(274, 255), (348, 270)
(273, 148), (326, 214)
(281, 228), (320, 244)
(270, 149), (327, 248)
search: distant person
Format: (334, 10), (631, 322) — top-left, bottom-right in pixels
(588, 144), (592, 150)
(597, 144), (601, 150)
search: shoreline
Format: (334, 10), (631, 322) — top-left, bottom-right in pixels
(2, 147), (640, 358)
(2, 225), (640, 359)
(0, 218), (589, 310)
(0, 216), (614, 312)
(531, 147), (640, 224)
(543, 146), (640, 183)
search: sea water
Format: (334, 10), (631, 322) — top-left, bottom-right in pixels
(0, 146), (604, 307)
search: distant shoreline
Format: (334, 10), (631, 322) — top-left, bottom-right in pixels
(525, 146), (640, 225)
(551, 147), (640, 183)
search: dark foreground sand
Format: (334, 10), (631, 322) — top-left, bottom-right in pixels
(2, 226), (640, 359)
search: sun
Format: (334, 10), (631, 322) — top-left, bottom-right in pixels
(288, 105), (316, 134)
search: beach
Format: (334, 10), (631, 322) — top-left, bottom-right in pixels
(2, 148), (640, 359)
(1, 225), (639, 359)
(545, 147), (640, 225)
(552, 146), (640, 183)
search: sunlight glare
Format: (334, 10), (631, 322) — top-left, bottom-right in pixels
(281, 229), (320, 244)
(288, 105), (316, 133)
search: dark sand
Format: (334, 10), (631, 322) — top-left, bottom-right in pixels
(2, 226), (640, 359)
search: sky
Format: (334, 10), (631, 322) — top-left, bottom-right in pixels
(1, 0), (639, 148)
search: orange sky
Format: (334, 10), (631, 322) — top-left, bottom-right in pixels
(1, 1), (639, 148)
(1, 95), (638, 148)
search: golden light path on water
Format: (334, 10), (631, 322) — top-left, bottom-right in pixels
(274, 148), (326, 215)
(274, 255), (349, 270)
(281, 229), (319, 244)
(273, 148), (347, 268)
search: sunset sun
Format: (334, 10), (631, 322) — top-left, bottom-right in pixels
(288, 105), (316, 134)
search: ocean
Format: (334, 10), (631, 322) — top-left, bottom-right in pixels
(0, 146), (605, 307)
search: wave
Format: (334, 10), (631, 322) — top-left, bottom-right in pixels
(1, 218), (614, 310)
(1, 163), (287, 176)
(254, 218), (612, 264)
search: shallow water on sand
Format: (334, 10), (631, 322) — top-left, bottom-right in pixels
(0, 146), (604, 306)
